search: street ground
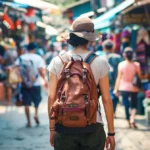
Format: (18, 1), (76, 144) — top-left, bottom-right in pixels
(0, 91), (150, 150)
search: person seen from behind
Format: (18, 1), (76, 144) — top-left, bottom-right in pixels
(102, 40), (122, 115)
(1, 47), (18, 105)
(15, 42), (47, 127)
(47, 17), (115, 150)
(88, 41), (97, 53)
(114, 47), (141, 128)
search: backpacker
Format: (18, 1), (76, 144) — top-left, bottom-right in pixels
(50, 53), (98, 127)
(19, 58), (38, 88)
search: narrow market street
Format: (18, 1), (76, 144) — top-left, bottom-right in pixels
(0, 91), (150, 150)
(0, 0), (150, 150)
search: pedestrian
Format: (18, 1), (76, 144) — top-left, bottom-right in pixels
(114, 47), (141, 128)
(2, 47), (18, 105)
(44, 44), (55, 66)
(102, 39), (122, 114)
(88, 41), (97, 53)
(47, 16), (115, 150)
(15, 42), (47, 127)
(17, 45), (27, 56)
(59, 43), (68, 55)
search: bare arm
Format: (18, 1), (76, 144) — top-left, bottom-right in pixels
(114, 66), (122, 92)
(48, 72), (58, 130)
(137, 63), (142, 79)
(39, 68), (48, 87)
(0, 56), (5, 64)
(99, 75), (114, 133)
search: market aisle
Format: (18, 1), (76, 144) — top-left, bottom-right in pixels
(0, 91), (52, 150)
(0, 93), (150, 150)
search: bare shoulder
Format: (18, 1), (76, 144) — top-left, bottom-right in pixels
(134, 61), (140, 67)
(119, 61), (125, 65)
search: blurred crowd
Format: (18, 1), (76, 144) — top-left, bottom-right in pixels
(0, 32), (150, 127)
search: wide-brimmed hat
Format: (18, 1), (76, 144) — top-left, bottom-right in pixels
(62, 16), (98, 42)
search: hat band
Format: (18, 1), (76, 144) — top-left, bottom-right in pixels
(72, 30), (94, 33)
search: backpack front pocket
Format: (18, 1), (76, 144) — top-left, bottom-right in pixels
(61, 108), (87, 127)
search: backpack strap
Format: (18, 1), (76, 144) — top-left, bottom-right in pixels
(84, 52), (98, 64)
(58, 55), (65, 65)
(30, 60), (39, 79)
(85, 52), (101, 113)
(58, 53), (71, 65)
(19, 57), (22, 64)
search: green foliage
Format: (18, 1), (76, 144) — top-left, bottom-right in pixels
(43, 0), (80, 8)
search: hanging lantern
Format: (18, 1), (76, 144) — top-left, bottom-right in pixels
(29, 23), (35, 31)
(25, 8), (35, 17)
(16, 19), (22, 29)
(67, 10), (73, 24)
(67, 11), (73, 18)
(2, 14), (15, 30)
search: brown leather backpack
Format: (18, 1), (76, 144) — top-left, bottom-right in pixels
(50, 52), (98, 127)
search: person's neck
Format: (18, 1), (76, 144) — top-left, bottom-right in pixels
(73, 46), (89, 54)
(105, 51), (112, 54)
(125, 59), (133, 63)
(28, 51), (35, 54)
(104, 49), (113, 53)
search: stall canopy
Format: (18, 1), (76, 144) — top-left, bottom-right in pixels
(36, 21), (58, 36)
(93, 0), (135, 29)
(122, 0), (150, 26)
(0, 1), (28, 8)
(14, 0), (60, 14)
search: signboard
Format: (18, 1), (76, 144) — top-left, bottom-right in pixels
(123, 13), (149, 25)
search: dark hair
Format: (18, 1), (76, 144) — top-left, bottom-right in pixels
(102, 40), (113, 51)
(67, 33), (89, 47)
(50, 44), (54, 51)
(125, 51), (133, 61)
(27, 42), (37, 51)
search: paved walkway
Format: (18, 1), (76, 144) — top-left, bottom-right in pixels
(0, 93), (150, 150)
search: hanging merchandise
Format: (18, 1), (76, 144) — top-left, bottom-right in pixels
(29, 23), (36, 32)
(66, 11), (73, 24)
(136, 28), (150, 75)
(114, 33), (121, 54)
(2, 14), (15, 30)
(23, 8), (40, 23)
(25, 8), (35, 17)
(15, 19), (21, 29)
(120, 29), (131, 54)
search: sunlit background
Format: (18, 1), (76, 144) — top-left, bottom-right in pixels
(0, 0), (150, 150)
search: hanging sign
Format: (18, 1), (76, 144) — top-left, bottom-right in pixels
(123, 13), (149, 25)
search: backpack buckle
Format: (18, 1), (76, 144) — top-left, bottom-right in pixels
(83, 94), (88, 104)
(83, 68), (87, 81)
(83, 94), (90, 123)
(60, 94), (66, 102)
(65, 69), (70, 79)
